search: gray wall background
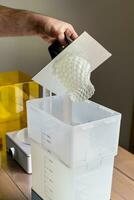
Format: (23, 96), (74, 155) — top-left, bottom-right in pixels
(0, 0), (134, 150)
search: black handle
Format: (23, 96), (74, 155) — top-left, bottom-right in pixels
(48, 36), (73, 59)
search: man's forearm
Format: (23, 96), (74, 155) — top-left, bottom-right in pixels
(0, 5), (40, 37)
(0, 5), (78, 43)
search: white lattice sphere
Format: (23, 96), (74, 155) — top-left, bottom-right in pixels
(52, 53), (95, 102)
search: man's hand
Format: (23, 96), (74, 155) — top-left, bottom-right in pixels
(34, 15), (78, 45)
(0, 5), (78, 44)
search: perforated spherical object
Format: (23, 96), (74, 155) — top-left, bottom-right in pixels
(53, 53), (95, 102)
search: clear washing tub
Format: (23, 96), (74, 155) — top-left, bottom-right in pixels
(27, 95), (121, 168)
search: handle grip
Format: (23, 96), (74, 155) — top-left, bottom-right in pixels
(48, 35), (73, 59)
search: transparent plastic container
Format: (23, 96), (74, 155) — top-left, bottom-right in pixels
(31, 139), (114, 200)
(27, 95), (121, 168)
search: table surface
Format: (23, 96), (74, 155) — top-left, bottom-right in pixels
(0, 146), (134, 200)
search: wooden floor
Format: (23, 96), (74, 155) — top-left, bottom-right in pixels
(0, 145), (134, 200)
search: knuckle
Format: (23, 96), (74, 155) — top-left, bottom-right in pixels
(68, 23), (73, 28)
(51, 26), (58, 34)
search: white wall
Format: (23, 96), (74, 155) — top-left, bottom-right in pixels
(0, 0), (134, 149)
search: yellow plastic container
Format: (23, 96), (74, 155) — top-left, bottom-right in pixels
(0, 71), (40, 123)
(0, 71), (41, 163)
